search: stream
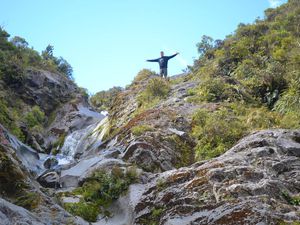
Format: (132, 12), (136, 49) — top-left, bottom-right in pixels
(4, 107), (147, 225)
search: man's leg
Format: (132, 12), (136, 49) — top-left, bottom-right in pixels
(163, 68), (168, 79)
(160, 68), (164, 77)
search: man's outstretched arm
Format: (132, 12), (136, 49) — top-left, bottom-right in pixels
(146, 58), (159, 62)
(167, 52), (179, 59)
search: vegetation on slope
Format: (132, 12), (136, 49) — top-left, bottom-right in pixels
(0, 27), (76, 140)
(105, 0), (300, 163)
(188, 0), (300, 160)
(59, 166), (138, 222)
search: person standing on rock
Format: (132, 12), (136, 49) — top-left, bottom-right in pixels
(146, 51), (179, 79)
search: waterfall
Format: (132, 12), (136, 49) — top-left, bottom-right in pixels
(60, 116), (108, 162)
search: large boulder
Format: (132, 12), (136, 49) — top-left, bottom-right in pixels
(133, 129), (300, 224)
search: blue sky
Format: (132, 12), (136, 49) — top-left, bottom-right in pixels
(0, 0), (287, 93)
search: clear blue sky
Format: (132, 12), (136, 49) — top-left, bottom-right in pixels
(0, 0), (287, 94)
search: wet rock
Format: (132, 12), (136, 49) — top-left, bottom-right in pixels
(37, 171), (60, 188)
(60, 156), (126, 188)
(1, 124), (43, 174)
(43, 157), (59, 169)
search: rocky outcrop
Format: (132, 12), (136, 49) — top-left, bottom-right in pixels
(101, 76), (198, 172)
(19, 68), (78, 114)
(132, 129), (300, 224)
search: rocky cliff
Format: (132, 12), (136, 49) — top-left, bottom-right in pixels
(1, 1), (300, 224)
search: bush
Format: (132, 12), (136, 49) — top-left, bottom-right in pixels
(62, 167), (138, 222)
(90, 86), (123, 111)
(192, 107), (248, 160)
(274, 71), (300, 113)
(137, 77), (170, 108)
(24, 106), (45, 129)
(191, 103), (285, 161)
(131, 124), (153, 136)
(15, 192), (41, 210)
(133, 69), (156, 83)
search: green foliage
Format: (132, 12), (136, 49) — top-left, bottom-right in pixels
(90, 86), (123, 111)
(191, 104), (283, 160)
(62, 167), (138, 222)
(282, 191), (300, 206)
(0, 99), (24, 140)
(133, 69), (156, 83)
(188, 0), (300, 161)
(64, 202), (99, 222)
(0, 28), (74, 86)
(140, 207), (165, 225)
(78, 87), (89, 99)
(192, 107), (248, 160)
(190, 76), (251, 103)
(274, 71), (300, 113)
(279, 111), (300, 129)
(156, 178), (167, 191)
(278, 221), (300, 225)
(138, 77), (170, 108)
(192, 0), (299, 109)
(24, 106), (45, 130)
(165, 134), (194, 168)
(15, 192), (41, 210)
(131, 124), (153, 136)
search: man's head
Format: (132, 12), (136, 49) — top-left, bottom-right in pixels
(160, 51), (164, 57)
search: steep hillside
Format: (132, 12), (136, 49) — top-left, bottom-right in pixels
(0, 0), (300, 224)
(0, 28), (96, 154)
(84, 0), (300, 223)
(101, 0), (300, 163)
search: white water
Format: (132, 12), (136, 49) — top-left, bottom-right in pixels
(60, 117), (108, 162)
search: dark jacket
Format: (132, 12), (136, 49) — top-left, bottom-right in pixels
(147, 53), (178, 69)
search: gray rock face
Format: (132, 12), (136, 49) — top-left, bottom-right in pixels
(0, 124), (44, 174)
(43, 156), (59, 169)
(20, 69), (78, 114)
(43, 102), (105, 153)
(133, 129), (300, 225)
(0, 198), (44, 225)
(60, 155), (126, 188)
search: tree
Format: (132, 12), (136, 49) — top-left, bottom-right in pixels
(11, 36), (28, 48)
(196, 35), (214, 55)
(42, 44), (54, 60)
(56, 57), (73, 79)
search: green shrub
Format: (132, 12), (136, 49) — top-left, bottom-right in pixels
(137, 77), (170, 108)
(279, 111), (300, 129)
(191, 103), (285, 161)
(62, 167), (138, 222)
(245, 107), (281, 129)
(0, 99), (24, 140)
(131, 124), (153, 136)
(282, 191), (300, 206)
(192, 107), (248, 160)
(140, 207), (165, 225)
(64, 202), (99, 222)
(274, 72), (300, 114)
(24, 106), (45, 129)
(90, 86), (123, 111)
(133, 69), (156, 83)
(15, 192), (41, 210)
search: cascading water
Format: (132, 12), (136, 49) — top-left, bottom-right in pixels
(59, 116), (109, 163)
